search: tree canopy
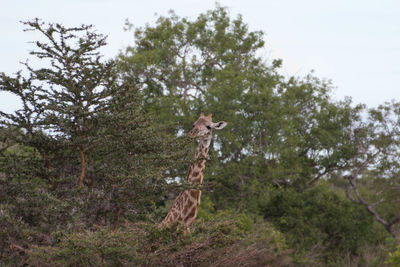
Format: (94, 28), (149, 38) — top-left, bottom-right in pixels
(0, 7), (399, 266)
(0, 19), (191, 262)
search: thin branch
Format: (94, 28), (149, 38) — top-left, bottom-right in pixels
(346, 175), (389, 228)
(344, 130), (400, 236)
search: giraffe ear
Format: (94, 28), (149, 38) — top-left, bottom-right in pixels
(211, 121), (227, 130)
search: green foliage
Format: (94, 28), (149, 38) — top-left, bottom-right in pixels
(118, 5), (364, 218)
(29, 226), (145, 267)
(388, 245), (400, 267)
(118, 7), (399, 262)
(1, 6), (399, 266)
(350, 103), (400, 233)
(264, 185), (390, 261)
(28, 216), (293, 267)
(196, 194), (215, 221)
(0, 19), (191, 264)
(0, 204), (29, 264)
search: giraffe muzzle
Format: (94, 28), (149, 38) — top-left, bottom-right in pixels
(189, 129), (197, 137)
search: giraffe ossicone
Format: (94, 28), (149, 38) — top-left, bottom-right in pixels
(161, 112), (227, 230)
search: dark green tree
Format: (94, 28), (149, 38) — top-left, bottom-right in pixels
(117, 6), (363, 213)
(0, 20), (191, 264)
(0, 19), (116, 188)
(264, 184), (390, 260)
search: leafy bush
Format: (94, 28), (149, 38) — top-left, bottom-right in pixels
(0, 204), (29, 264)
(388, 245), (400, 267)
(28, 216), (293, 267)
(264, 185), (390, 262)
(29, 226), (145, 267)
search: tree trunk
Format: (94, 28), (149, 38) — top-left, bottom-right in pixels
(78, 146), (86, 188)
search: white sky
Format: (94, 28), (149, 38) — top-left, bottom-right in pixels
(1, 0), (400, 113)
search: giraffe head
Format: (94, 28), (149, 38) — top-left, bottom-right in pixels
(189, 112), (227, 137)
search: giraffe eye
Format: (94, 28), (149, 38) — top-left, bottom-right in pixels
(206, 125), (211, 130)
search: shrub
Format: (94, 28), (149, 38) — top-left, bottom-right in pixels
(29, 226), (146, 267)
(264, 185), (390, 262)
(28, 216), (293, 266)
(0, 204), (29, 264)
(388, 245), (400, 267)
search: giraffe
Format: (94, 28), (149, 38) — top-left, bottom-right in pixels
(161, 112), (227, 231)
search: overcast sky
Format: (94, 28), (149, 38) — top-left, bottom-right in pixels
(1, 0), (399, 113)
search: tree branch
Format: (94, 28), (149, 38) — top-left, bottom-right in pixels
(344, 130), (400, 236)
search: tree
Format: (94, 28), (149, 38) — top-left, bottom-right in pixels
(0, 19), (190, 235)
(0, 19), (116, 188)
(118, 6), (270, 130)
(339, 102), (400, 236)
(118, 6), (364, 214)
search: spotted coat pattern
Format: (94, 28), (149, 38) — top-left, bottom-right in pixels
(161, 112), (226, 230)
(161, 134), (211, 228)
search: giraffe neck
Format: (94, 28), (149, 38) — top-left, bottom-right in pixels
(161, 133), (213, 228)
(186, 133), (212, 184)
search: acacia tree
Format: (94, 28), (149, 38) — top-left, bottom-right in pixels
(0, 19), (191, 233)
(0, 19), (116, 188)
